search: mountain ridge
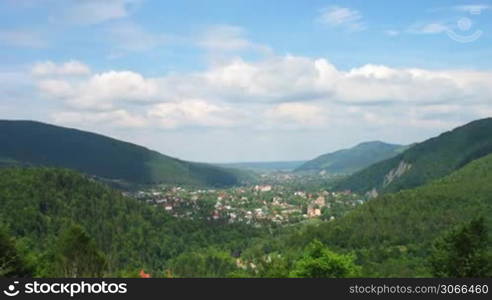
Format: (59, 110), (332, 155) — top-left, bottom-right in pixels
(295, 141), (406, 174)
(0, 120), (243, 187)
(335, 118), (492, 194)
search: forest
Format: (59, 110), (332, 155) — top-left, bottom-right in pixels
(1, 152), (491, 277)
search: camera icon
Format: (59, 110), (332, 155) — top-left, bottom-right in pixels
(446, 7), (484, 43)
(3, 281), (20, 297)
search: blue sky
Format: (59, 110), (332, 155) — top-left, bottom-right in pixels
(1, 0), (491, 162)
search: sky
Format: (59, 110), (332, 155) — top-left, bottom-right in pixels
(1, 0), (491, 163)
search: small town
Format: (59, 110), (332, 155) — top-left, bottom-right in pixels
(129, 173), (365, 226)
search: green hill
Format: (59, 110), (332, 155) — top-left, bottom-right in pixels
(275, 153), (492, 276)
(335, 118), (492, 194)
(0, 120), (243, 187)
(295, 141), (406, 175)
(0, 167), (264, 276)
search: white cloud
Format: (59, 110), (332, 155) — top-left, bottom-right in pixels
(265, 103), (328, 128)
(148, 100), (242, 129)
(31, 60), (91, 77)
(57, 0), (141, 25)
(34, 58), (492, 131)
(52, 109), (147, 128)
(317, 6), (365, 31)
(0, 30), (47, 48)
(37, 70), (159, 111)
(199, 25), (272, 54)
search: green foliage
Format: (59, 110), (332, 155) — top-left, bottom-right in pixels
(0, 120), (242, 187)
(429, 217), (491, 277)
(0, 167), (266, 277)
(169, 248), (237, 278)
(337, 118), (492, 193)
(289, 240), (360, 278)
(0, 226), (32, 277)
(52, 225), (107, 278)
(297, 141), (405, 174)
(248, 153), (492, 277)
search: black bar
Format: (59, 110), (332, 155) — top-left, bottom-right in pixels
(1, 278), (490, 299)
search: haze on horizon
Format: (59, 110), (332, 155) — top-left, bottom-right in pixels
(1, 0), (491, 163)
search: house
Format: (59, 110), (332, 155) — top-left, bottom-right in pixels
(254, 185), (272, 192)
(314, 196), (326, 207)
(307, 206), (321, 218)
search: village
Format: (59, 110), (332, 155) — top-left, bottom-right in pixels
(129, 176), (365, 226)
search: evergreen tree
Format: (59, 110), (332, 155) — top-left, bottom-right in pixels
(429, 217), (491, 277)
(53, 225), (107, 278)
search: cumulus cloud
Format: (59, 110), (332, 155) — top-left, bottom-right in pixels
(34, 57), (492, 131)
(148, 100), (242, 129)
(37, 70), (159, 111)
(31, 60), (91, 77)
(317, 6), (365, 31)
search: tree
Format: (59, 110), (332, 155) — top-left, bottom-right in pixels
(429, 217), (491, 277)
(53, 225), (107, 277)
(169, 248), (237, 278)
(290, 240), (360, 278)
(0, 226), (32, 277)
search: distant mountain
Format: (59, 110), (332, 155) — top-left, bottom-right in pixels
(295, 141), (406, 174)
(219, 161), (306, 172)
(336, 118), (492, 195)
(0, 120), (243, 187)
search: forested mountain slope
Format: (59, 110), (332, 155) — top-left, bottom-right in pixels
(0, 120), (242, 187)
(335, 118), (492, 194)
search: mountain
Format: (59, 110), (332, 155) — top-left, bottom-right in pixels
(219, 161), (306, 172)
(335, 118), (492, 195)
(295, 141), (406, 174)
(0, 120), (243, 187)
(277, 152), (492, 276)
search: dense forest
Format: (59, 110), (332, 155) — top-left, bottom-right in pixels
(248, 153), (492, 277)
(0, 167), (267, 277)
(1, 152), (491, 277)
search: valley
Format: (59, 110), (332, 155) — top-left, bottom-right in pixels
(1, 118), (491, 278)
